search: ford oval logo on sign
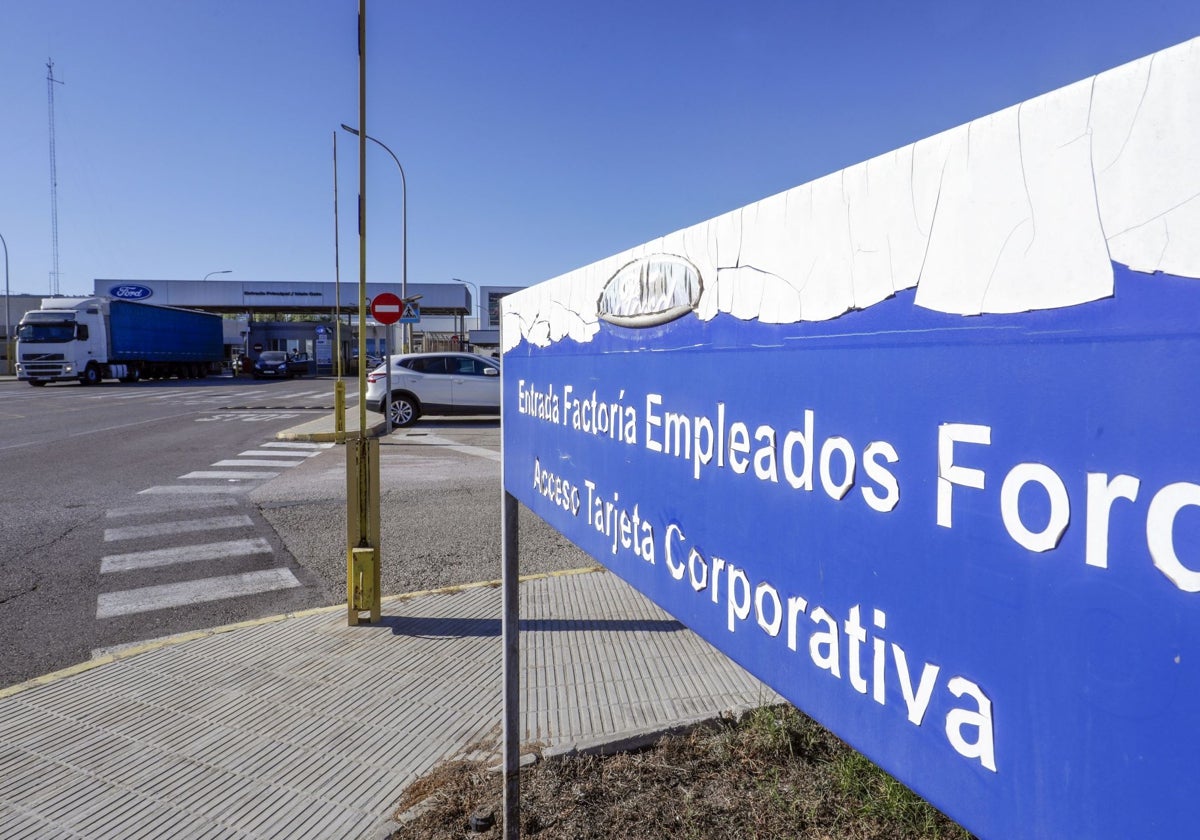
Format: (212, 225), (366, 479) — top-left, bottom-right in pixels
(109, 284), (153, 300)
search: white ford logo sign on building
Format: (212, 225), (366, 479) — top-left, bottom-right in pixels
(109, 284), (153, 300)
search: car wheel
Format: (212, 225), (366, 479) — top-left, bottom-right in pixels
(389, 395), (418, 427)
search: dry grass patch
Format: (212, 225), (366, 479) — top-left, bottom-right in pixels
(390, 704), (973, 840)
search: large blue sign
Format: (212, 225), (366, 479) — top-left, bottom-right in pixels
(502, 38), (1200, 840)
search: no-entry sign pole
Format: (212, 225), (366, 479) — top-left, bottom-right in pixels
(370, 292), (403, 434)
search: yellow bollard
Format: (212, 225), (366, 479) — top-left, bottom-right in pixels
(334, 379), (347, 444)
(348, 546), (379, 625)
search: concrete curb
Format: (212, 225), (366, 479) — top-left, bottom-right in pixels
(274, 403), (387, 442)
(0, 568), (603, 701)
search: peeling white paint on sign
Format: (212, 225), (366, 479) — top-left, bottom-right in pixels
(504, 37), (1199, 350)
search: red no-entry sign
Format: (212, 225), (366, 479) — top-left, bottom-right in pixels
(370, 292), (403, 325)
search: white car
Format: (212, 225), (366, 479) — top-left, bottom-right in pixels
(364, 352), (500, 427)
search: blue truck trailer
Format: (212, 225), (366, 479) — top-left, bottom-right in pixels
(16, 297), (224, 385)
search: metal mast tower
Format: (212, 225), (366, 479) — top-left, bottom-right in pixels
(46, 59), (63, 295)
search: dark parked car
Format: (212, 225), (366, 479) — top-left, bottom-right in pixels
(252, 350), (308, 379)
(286, 352), (310, 376)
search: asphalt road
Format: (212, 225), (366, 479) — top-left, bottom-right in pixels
(0, 375), (341, 688)
(254, 419), (594, 600)
(0, 375), (593, 689)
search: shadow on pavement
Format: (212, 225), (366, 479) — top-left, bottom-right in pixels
(370, 615), (684, 638)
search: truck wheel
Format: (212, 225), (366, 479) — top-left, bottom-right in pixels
(389, 395), (418, 427)
(119, 368), (141, 383)
(81, 366), (102, 386)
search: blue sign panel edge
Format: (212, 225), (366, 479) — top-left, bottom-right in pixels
(502, 265), (1200, 838)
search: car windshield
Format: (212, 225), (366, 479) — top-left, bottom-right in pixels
(17, 322), (75, 343)
(259, 351), (287, 362)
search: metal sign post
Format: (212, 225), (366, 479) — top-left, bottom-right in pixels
(501, 490), (520, 840)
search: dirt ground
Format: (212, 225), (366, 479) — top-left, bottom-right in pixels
(389, 704), (973, 840)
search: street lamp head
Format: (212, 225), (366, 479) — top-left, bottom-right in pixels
(340, 124), (360, 136)
(453, 277), (479, 301)
(203, 270), (232, 282)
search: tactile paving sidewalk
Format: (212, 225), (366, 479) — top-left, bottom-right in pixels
(0, 570), (777, 839)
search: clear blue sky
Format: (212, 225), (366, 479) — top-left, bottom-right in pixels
(1, 1), (1197, 298)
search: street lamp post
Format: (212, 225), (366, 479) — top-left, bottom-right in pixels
(340, 124), (408, 352)
(453, 277), (480, 332)
(1, 231), (10, 375)
(203, 270), (232, 282)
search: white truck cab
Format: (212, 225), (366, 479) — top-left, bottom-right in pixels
(15, 298), (110, 385)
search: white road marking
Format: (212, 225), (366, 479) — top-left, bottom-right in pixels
(182, 396), (243, 405)
(210, 459), (304, 468)
(139, 485), (252, 495)
(194, 412), (302, 423)
(104, 515), (254, 542)
(237, 449), (322, 458)
(96, 568), (301, 619)
(107, 497), (240, 518)
(398, 433), (502, 462)
(100, 537), (273, 573)
(260, 442), (334, 450)
(0, 411), (201, 454)
(179, 470), (281, 480)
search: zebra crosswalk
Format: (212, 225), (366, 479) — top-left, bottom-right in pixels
(79, 385), (348, 407)
(99, 537), (274, 573)
(95, 440), (334, 623)
(96, 569), (302, 620)
(103, 514), (256, 541)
